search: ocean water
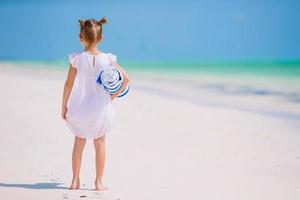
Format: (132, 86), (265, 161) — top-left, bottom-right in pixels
(3, 59), (299, 91)
(124, 61), (300, 77)
(4, 59), (300, 78)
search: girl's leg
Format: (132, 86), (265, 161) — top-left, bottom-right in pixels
(93, 134), (108, 191)
(70, 136), (86, 190)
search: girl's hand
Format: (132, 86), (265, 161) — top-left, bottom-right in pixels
(110, 93), (117, 101)
(61, 106), (68, 121)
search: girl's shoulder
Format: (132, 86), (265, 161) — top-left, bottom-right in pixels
(67, 50), (85, 68)
(105, 52), (117, 63)
(67, 50), (84, 61)
(68, 50), (116, 60)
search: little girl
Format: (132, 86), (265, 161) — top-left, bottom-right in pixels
(61, 17), (130, 191)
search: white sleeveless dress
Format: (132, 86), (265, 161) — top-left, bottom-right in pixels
(65, 50), (116, 139)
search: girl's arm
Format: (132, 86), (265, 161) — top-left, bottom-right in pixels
(111, 62), (130, 100)
(61, 65), (77, 120)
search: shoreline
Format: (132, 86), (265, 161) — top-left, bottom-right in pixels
(1, 62), (300, 120)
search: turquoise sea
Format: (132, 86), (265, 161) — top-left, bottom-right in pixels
(3, 59), (300, 78)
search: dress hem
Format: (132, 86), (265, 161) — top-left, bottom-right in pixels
(65, 121), (109, 139)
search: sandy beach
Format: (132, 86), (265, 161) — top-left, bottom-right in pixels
(0, 62), (300, 200)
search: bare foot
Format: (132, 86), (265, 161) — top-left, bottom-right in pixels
(95, 180), (109, 191)
(69, 177), (80, 190)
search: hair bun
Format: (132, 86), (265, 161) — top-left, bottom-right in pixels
(78, 19), (85, 28)
(98, 17), (108, 26)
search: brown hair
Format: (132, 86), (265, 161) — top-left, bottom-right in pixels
(78, 17), (108, 45)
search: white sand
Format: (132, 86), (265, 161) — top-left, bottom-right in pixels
(0, 63), (300, 200)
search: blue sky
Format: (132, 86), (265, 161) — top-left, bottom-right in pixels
(0, 0), (299, 61)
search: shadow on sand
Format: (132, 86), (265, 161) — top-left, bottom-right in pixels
(0, 182), (69, 190)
